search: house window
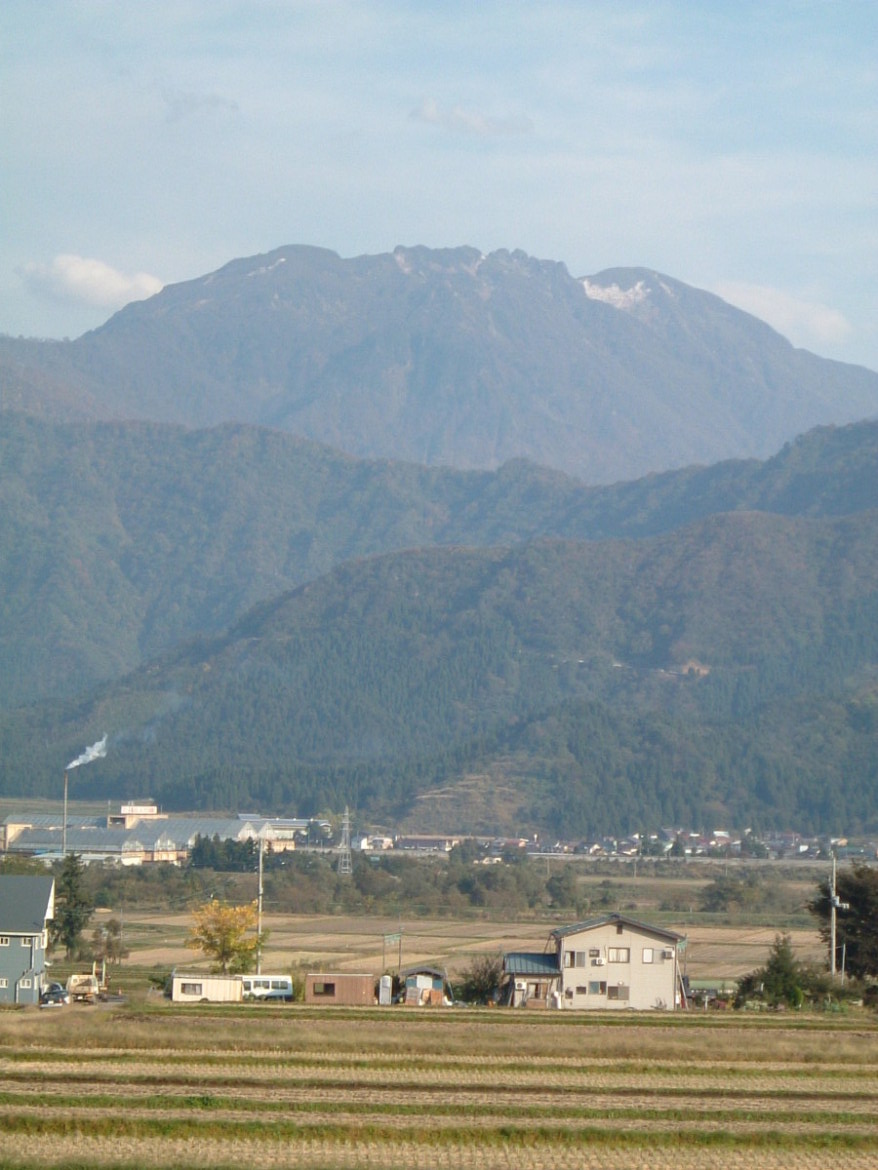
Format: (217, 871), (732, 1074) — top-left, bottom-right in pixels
(588, 981), (606, 995)
(564, 951), (588, 967)
(312, 981), (336, 997)
(642, 948), (654, 963)
(20, 977), (32, 989)
(607, 985), (630, 1001)
(575, 985), (588, 995)
(616, 922), (624, 934)
(607, 947), (630, 963)
(0, 978), (7, 988)
(21, 936), (32, 947)
(0, 937), (9, 947)
(180, 982), (203, 996)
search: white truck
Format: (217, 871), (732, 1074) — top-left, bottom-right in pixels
(66, 973), (100, 1003)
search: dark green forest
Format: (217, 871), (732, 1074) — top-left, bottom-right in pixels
(2, 502), (877, 838)
(3, 246), (878, 842)
(2, 409), (877, 709)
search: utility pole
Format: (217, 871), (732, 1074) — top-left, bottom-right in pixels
(256, 836), (264, 975)
(829, 851), (849, 980)
(831, 852), (837, 979)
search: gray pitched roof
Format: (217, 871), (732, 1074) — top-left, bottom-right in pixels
(5, 816), (252, 857)
(550, 912), (683, 944)
(0, 875), (55, 933)
(10, 827), (129, 854)
(161, 818), (252, 847)
(2, 813), (105, 829)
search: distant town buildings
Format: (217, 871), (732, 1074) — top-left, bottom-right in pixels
(0, 803), (328, 866)
(1, 801), (871, 867)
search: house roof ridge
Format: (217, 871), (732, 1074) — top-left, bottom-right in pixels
(0, 874), (55, 934)
(550, 911), (684, 943)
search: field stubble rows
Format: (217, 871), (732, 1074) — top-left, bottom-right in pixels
(1, 1006), (876, 1169)
(124, 911), (825, 981)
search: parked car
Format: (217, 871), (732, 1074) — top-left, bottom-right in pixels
(39, 982), (70, 1007)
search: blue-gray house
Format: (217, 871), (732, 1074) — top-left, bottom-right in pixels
(0, 875), (55, 1004)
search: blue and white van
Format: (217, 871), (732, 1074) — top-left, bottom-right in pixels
(241, 975), (294, 1001)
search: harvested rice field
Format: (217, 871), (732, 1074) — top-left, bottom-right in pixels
(1, 1003), (876, 1169)
(113, 909), (826, 983)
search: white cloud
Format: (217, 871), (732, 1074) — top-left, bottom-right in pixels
(162, 88), (240, 124)
(18, 254), (163, 311)
(713, 281), (853, 349)
(412, 97), (533, 137)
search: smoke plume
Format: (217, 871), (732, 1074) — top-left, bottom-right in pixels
(66, 734), (108, 771)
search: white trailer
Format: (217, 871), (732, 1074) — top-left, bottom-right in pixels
(170, 972), (243, 1003)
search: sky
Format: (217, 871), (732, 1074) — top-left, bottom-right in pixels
(3, 1), (877, 370)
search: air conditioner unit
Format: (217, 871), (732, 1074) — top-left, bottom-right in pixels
(661, 950), (675, 960)
(592, 957), (605, 966)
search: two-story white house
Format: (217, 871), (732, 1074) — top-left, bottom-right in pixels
(504, 912), (685, 1010)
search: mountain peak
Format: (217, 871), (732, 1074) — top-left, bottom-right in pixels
(3, 244), (877, 483)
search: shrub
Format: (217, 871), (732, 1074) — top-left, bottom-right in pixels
(454, 953), (504, 1004)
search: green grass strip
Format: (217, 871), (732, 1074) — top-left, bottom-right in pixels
(0, 1113), (875, 1151)
(4, 1065), (877, 1102)
(3, 1076), (877, 1104)
(6, 1047), (877, 1081)
(0, 1090), (874, 1128)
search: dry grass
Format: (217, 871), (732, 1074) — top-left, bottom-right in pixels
(1, 1002), (876, 1168)
(112, 907), (824, 986)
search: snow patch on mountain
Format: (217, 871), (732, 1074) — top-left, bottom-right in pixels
(582, 278), (650, 311)
(246, 257), (287, 278)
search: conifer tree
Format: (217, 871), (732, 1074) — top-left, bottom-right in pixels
(51, 853), (93, 959)
(809, 863), (878, 979)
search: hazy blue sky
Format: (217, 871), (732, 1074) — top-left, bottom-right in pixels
(3, 2), (877, 369)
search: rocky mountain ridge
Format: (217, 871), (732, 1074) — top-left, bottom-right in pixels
(3, 244), (877, 482)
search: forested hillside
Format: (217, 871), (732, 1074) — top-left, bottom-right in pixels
(2, 410), (877, 709)
(3, 512), (876, 837)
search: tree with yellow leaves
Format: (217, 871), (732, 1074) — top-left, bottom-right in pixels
(185, 900), (266, 974)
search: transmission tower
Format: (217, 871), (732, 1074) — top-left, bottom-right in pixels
(337, 805), (353, 877)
